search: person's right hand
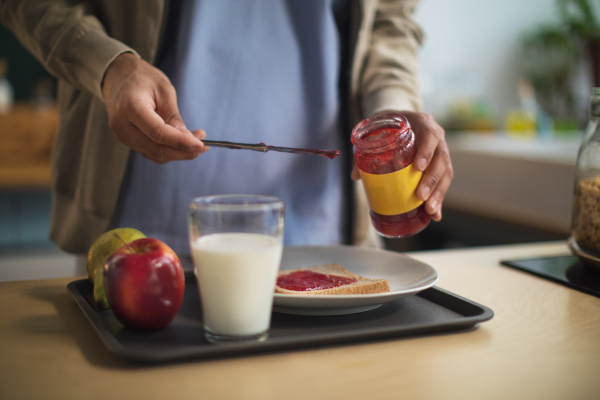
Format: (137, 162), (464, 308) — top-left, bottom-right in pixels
(102, 52), (207, 164)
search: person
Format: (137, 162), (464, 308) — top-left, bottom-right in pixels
(1, 0), (453, 260)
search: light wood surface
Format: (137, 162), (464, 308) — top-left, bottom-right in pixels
(1, 241), (599, 400)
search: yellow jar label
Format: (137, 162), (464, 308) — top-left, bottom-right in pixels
(359, 164), (423, 216)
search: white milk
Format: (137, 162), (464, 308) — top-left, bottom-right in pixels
(192, 233), (283, 337)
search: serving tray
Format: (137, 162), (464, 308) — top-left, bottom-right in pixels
(67, 271), (493, 363)
(501, 254), (600, 299)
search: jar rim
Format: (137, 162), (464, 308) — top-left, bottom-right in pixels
(351, 113), (411, 150)
(189, 195), (284, 212)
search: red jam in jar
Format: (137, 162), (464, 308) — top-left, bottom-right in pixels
(276, 270), (355, 291)
(351, 112), (430, 238)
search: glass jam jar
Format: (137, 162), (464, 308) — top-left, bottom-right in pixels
(572, 88), (600, 256)
(351, 112), (430, 238)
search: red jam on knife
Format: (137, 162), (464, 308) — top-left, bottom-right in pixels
(277, 270), (355, 292)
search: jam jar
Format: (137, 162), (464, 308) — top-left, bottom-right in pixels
(572, 88), (600, 256)
(351, 112), (430, 238)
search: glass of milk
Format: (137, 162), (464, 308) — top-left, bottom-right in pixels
(189, 195), (284, 343)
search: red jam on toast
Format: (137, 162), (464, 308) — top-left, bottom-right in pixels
(276, 270), (356, 292)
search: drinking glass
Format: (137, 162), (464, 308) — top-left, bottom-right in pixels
(189, 195), (284, 343)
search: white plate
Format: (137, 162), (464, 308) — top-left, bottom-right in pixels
(273, 246), (438, 315)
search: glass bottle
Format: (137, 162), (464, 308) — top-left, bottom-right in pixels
(351, 112), (430, 238)
(572, 88), (600, 255)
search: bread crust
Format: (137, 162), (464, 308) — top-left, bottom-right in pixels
(275, 263), (390, 295)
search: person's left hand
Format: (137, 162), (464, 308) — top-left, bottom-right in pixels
(351, 111), (453, 221)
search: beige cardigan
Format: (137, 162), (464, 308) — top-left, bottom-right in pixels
(0, 0), (423, 253)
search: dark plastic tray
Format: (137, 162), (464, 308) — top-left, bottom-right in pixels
(67, 271), (494, 362)
(501, 255), (600, 299)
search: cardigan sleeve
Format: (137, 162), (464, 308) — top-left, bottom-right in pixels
(360, 0), (424, 116)
(0, 0), (139, 100)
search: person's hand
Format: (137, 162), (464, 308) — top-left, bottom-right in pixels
(351, 111), (453, 221)
(102, 52), (207, 164)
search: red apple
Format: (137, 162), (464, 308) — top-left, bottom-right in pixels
(103, 237), (185, 331)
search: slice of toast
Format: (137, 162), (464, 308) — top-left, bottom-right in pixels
(275, 263), (390, 295)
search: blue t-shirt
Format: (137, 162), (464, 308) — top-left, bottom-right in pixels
(114, 0), (349, 254)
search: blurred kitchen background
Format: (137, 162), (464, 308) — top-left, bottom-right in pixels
(1, 0), (599, 280)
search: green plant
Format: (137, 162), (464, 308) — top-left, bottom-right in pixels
(557, 0), (600, 40)
(557, 0), (600, 86)
(520, 0), (600, 122)
(521, 25), (581, 118)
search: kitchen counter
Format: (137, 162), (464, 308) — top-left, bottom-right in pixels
(1, 241), (599, 400)
(445, 132), (580, 234)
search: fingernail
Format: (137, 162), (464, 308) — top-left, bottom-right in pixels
(421, 185), (431, 200)
(429, 198), (438, 212)
(418, 158), (427, 171)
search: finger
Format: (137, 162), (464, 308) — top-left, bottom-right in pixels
(191, 129), (210, 153)
(417, 141), (452, 201)
(424, 167), (453, 219)
(128, 98), (204, 153)
(116, 123), (202, 164)
(191, 129), (207, 140)
(413, 121), (444, 172)
(430, 207), (442, 222)
(351, 165), (361, 181)
(155, 84), (187, 131)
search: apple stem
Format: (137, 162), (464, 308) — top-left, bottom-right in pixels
(114, 232), (136, 254)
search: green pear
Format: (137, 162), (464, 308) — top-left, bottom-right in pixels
(86, 227), (146, 309)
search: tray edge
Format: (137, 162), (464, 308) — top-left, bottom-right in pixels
(66, 280), (495, 363)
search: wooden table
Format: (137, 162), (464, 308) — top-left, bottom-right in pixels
(1, 241), (599, 400)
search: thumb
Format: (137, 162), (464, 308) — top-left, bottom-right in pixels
(156, 84), (187, 132)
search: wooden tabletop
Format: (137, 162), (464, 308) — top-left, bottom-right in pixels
(1, 241), (599, 400)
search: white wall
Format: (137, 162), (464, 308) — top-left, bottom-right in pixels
(413, 0), (592, 123)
